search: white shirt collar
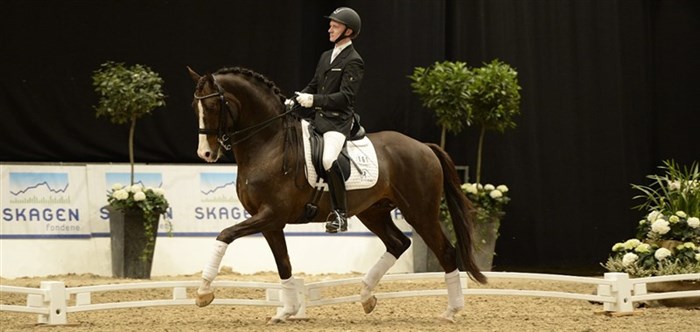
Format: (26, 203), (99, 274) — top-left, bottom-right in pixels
(333, 40), (352, 53)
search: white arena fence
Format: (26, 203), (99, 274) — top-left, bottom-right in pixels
(1, 272), (698, 325)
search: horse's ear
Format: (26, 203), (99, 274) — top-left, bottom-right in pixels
(187, 66), (201, 83)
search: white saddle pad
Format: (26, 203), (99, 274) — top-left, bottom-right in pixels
(301, 119), (379, 191)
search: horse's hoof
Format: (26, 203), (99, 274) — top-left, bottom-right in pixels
(267, 314), (290, 324)
(267, 318), (285, 325)
(361, 295), (377, 314)
(195, 291), (214, 307)
(438, 307), (459, 323)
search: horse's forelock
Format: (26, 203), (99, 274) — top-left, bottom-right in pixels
(195, 74), (214, 93)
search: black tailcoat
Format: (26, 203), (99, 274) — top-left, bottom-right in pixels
(301, 44), (364, 135)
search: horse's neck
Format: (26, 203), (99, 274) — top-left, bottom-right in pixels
(232, 117), (302, 179)
(221, 74), (292, 167)
(230, 129), (283, 163)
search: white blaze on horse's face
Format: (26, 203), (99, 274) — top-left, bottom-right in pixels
(197, 100), (220, 163)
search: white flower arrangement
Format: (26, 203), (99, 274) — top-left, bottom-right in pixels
(603, 160), (700, 277)
(106, 183), (170, 261)
(439, 182), (511, 247)
(458, 182), (511, 223)
(107, 183), (169, 216)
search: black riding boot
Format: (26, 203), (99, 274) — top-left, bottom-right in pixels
(325, 161), (347, 233)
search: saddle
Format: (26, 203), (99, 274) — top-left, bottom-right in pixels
(293, 110), (373, 224)
(307, 112), (366, 181)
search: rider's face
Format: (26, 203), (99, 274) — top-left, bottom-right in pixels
(328, 20), (349, 43)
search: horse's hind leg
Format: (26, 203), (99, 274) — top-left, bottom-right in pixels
(408, 214), (464, 323)
(356, 207), (411, 314)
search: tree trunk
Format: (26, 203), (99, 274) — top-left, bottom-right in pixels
(476, 126), (486, 183)
(128, 115), (137, 185)
(440, 125), (447, 149)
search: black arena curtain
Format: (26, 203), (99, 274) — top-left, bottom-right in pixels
(1, 0), (698, 273)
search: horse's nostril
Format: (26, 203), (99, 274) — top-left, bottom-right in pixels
(205, 151), (211, 158)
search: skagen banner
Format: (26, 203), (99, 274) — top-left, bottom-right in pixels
(1, 164), (90, 238)
(1, 163), (413, 278)
(86, 164), (256, 236)
(0, 163), (411, 238)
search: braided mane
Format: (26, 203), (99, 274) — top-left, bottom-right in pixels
(214, 67), (287, 103)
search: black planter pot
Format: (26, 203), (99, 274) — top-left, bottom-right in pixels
(108, 208), (159, 279)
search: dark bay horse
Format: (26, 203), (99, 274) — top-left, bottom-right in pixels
(188, 67), (486, 323)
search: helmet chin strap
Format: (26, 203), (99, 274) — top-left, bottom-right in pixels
(332, 27), (350, 44)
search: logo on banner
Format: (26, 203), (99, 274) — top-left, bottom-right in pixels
(2, 172), (82, 234)
(199, 173), (236, 202)
(105, 172), (163, 190)
(195, 172), (250, 221)
(8, 172), (70, 204)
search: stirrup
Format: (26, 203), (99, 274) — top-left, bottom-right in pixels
(325, 211), (347, 233)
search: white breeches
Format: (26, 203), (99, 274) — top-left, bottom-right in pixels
(322, 131), (346, 170)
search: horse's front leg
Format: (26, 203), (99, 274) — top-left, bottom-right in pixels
(195, 209), (281, 307)
(262, 230), (301, 324)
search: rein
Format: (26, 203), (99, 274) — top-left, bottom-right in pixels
(194, 76), (294, 150)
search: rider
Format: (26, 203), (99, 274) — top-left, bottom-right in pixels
(295, 7), (364, 233)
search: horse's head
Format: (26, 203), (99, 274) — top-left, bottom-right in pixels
(189, 67), (237, 163)
(189, 66), (290, 163)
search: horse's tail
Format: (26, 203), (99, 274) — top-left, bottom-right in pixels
(427, 143), (487, 284)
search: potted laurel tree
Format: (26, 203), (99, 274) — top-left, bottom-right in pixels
(93, 61), (169, 279)
(603, 160), (700, 307)
(460, 60), (520, 271)
(410, 60), (520, 271)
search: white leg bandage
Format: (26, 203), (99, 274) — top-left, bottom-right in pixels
(439, 269), (464, 322)
(270, 277), (300, 322)
(361, 252), (397, 302)
(445, 269), (464, 310)
(202, 240), (229, 282)
(280, 277), (299, 313)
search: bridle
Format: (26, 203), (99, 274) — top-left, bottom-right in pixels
(194, 76), (293, 150)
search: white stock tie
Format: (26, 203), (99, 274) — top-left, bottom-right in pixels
(330, 48), (340, 64)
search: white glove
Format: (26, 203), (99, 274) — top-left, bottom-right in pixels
(284, 98), (295, 110)
(295, 92), (313, 108)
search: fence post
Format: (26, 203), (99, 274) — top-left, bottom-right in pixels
(39, 281), (67, 325)
(602, 272), (633, 313)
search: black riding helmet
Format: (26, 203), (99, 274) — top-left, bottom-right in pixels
(325, 7), (361, 40)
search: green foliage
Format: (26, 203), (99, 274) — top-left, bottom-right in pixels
(93, 62), (166, 125)
(409, 59), (521, 183)
(632, 160), (700, 217)
(408, 61), (473, 135)
(468, 59), (521, 133)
